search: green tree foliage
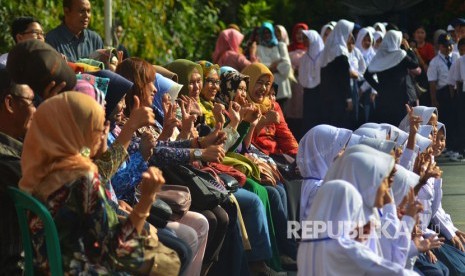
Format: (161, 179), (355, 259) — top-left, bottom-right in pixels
(0, 0), (271, 65)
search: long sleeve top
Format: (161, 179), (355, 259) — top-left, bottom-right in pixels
(253, 102), (298, 156)
(320, 55), (352, 102)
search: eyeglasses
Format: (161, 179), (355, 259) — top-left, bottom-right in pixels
(10, 94), (37, 107)
(205, 78), (220, 86)
(21, 30), (45, 38)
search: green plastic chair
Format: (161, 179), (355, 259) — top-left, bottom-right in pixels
(7, 186), (63, 276)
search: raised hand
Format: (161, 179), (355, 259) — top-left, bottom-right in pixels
(213, 103), (226, 125)
(138, 166), (165, 201)
(43, 80), (67, 100)
(201, 122), (226, 147)
(200, 145), (225, 163)
(139, 130), (155, 160)
(127, 95), (155, 130)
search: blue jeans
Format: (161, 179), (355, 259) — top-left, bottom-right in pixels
(265, 184), (297, 259)
(234, 188), (272, 261)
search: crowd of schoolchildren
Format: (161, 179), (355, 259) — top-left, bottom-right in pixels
(2, 0), (465, 275)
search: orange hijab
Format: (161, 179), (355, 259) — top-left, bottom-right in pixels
(241, 63), (274, 114)
(19, 92), (104, 200)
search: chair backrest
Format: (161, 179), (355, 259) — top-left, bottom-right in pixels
(7, 186), (63, 276)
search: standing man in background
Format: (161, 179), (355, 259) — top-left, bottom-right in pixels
(46, 0), (103, 62)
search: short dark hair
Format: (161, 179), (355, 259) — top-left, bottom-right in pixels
(63, 0), (73, 9)
(11, 16), (41, 43)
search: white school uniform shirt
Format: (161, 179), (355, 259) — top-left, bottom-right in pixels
(427, 52), (459, 89)
(297, 180), (419, 276)
(417, 168), (458, 239)
(297, 124), (352, 222)
(299, 30), (324, 89)
(449, 54), (465, 92)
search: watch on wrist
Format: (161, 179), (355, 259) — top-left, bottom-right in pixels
(193, 149), (203, 161)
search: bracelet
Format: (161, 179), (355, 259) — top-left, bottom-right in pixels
(132, 211), (150, 219)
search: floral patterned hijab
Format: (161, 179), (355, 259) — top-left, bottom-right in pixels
(219, 71), (250, 103)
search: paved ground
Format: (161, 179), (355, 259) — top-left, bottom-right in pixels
(436, 157), (465, 230)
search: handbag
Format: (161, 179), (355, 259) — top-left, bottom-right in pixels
(162, 165), (228, 211)
(147, 198), (172, 228)
(157, 185), (192, 221)
(217, 173), (239, 193)
(208, 162), (247, 187)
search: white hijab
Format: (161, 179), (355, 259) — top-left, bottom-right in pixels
(319, 19), (355, 68)
(392, 164), (419, 206)
(359, 137), (396, 154)
(302, 179), (365, 238)
(297, 181), (419, 276)
(320, 23), (335, 39)
(398, 106), (438, 132)
(347, 133), (362, 147)
(301, 30), (325, 80)
(437, 121), (446, 137)
(298, 125), (352, 221)
(325, 146), (395, 220)
(354, 127), (387, 139)
(373, 22), (387, 35)
(380, 123), (409, 147)
(368, 30), (407, 73)
(297, 124), (353, 180)
(360, 122), (391, 136)
(355, 27), (376, 63)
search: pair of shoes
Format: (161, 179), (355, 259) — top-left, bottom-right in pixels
(280, 255), (297, 271)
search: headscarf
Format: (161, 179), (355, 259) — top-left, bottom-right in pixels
(276, 25), (290, 45)
(19, 92), (104, 200)
(398, 106), (438, 132)
(437, 121), (446, 137)
(241, 63), (274, 113)
(347, 133), (362, 147)
(197, 61), (220, 127)
(259, 22), (279, 47)
(303, 179), (365, 238)
(380, 123), (409, 147)
(368, 30), (407, 73)
(212, 28), (245, 64)
(358, 137), (396, 154)
(418, 125), (433, 138)
(353, 127), (387, 139)
(73, 79), (106, 107)
(324, 147), (395, 220)
(297, 124), (352, 180)
(91, 70), (134, 120)
(153, 65), (178, 82)
(392, 164), (419, 206)
(355, 27), (376, 63)
(219, 66), (238, 75)
(373, 22), (386, 35)
(219, 70), (250, 103)
(288, 23), (308, 51)
(360, 122), (391, 136)
(164, 59), (203, 96)
(320, 23), (335, 39)
(300, 30), (324, 85)
(373, 30), (385, 43)
(153, 73), (183, 123)
(298, 125), (352, 221)
(319, 19), (355, 68)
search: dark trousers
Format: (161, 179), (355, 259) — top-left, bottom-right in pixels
(437, 86), (459, 151)
(321, 97), (350, 129)
(302, 87), (321, 134)
(457, 92), (465, 152)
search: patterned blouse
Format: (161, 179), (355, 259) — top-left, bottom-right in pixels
(30, 171), (156, 275)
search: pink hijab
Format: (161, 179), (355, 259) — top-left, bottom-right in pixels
(212, 28), (244, 64)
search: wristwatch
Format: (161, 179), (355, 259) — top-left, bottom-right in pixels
(193, 149), (203, 161)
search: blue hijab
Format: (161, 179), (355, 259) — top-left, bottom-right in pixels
(259, 22), (279, 47)
(153, 73), (182, 126)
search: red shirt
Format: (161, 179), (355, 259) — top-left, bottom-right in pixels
(417, 42), (435, 64)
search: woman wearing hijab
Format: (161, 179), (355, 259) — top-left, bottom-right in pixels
(320, 22), (335, 43)
(297, 124), (352, 222)
(212, 28), (256, 72)
(356, 27), (378, 122)
(284, 23), (309, 141)
(319, 19), (354, 129)
(256, 22), (292, 105)
(297, 179), (418, 275)
(364, 30), (420, 125)
(299, 30), (325, 133)
(275, 24), (290, 46)
(19, 92), (180, 275)
(242, 62), (298, 156)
